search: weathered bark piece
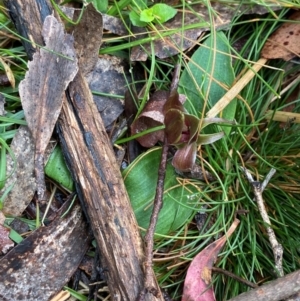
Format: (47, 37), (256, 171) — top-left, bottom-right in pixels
(0, 203), (91, 301)
(57, 71), (162, 300)
(19, 15), (78, 199)
(228, 269), (300, 301)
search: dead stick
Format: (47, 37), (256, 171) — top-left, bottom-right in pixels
(241, 167), (283, 277)
(140, 139), (169, 299)
(227, 269), (300, 301)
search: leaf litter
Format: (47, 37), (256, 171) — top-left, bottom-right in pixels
(182, 219), (240, 301)
(19, 15), (78, 199)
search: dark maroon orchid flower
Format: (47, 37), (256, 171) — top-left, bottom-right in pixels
(163, 90), (230, 171)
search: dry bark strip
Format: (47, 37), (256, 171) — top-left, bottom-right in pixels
(5, 1), (162, 300)
(227, 269), (300, 301)
(58, 72), (160, 300)
(0, 203), (91, 301)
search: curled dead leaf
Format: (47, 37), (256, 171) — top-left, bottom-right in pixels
(131, 90), (168, 147)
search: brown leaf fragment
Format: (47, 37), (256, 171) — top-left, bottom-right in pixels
(0, 203), (91, 301)
(0, 126), (36, 216)
(85, 55), (128, 129)
(261, 11), (300, 61)
(131, 90), (168, 147)
(73, 4), (103, 75)
(182, 219), (240, 301)
(19, 15), (78, 199)
(0, 224), (14, 254)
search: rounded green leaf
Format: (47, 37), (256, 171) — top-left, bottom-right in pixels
(123, 147), (201, 236)
(152, 4), (177, 23)
(129, 10), (148, 27)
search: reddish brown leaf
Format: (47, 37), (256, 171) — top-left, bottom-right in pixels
(182, 218), (240, 301)
(131, 90), (168, 147)
(261, 11), (300, 61)
(19, 15), (78, 198)
(0, 224), (13, 254)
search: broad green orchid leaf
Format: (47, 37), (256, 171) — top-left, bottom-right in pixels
(164, 109), (184, 145)
(179, 31), (236, 135)
(172, 142), (197, 172)
(123, 147), (201, 236)
(196, 132), (224, 145)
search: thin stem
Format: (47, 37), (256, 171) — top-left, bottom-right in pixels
(141, 138), (169, 299)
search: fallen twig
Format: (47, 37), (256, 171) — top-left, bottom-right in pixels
(227, 269), (300, 301)
(241, 167), (284, 277)
(140, 139), (169, 299)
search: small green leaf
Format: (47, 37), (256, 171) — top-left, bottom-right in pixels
(123, 148), (201, 236)
(129, 10), (148, 27)
(140, 7), (154, 22)
(45, 146), (74, 191)
(152, 3), (177, 23)
(9, 228), (23, 244)
(90, 0), (108, 13)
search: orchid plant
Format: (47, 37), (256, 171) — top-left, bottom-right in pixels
(163, 90), (231, 171)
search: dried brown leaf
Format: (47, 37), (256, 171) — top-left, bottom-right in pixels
(85, 55), (129, 129)
(261, 11), (300, 60)
(73, 4), (103, 75)
(182, 219), (240, 301)
(19, 15), (78, 198)
(131, 90), (168, 147)
(0, 126), (36, 216)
